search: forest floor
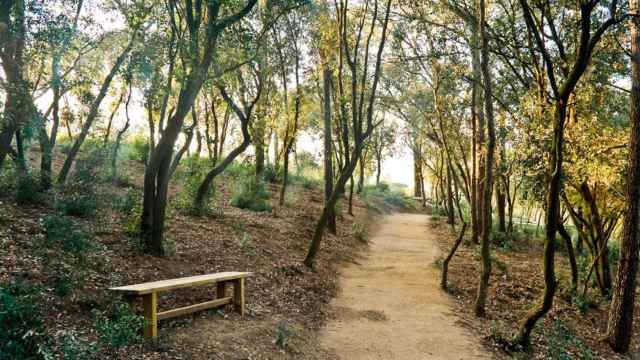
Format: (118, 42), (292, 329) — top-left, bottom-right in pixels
(320, 213), (490, 360)
(432, 219), (640, 359)
(0, 151), (420, 359)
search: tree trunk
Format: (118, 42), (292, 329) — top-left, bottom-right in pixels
(471, 18), (485, 246)
(606, 18), (640, 346)
(441, 222), (468, 291)
(496, 181), (506, 232)
(558, 222), (578, 291)
(514, 103), (564, 346)
(57, 34), (136, 185)
(414, 150), (422, 198)
(322, 65), (337, 234)
(473, 0), (495, 318)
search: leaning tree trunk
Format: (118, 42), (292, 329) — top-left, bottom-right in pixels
(322, 65), (337, 234)
(473, 0), (495, 318)
(514, 102), (565, 346)
(57, 34), (136, 185)
(606, 8), (640, 348)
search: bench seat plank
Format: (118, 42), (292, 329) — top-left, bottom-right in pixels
(109, 271), (252, 295)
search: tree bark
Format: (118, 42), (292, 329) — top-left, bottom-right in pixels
(606, 1), (640, 350)
(473, 0), (495, 318)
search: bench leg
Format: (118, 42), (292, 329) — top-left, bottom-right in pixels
(233, 278), (245, 316)
(142, 292), (158, 339)
(216, 281), (228, 299)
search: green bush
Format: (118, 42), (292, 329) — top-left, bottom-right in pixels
(0, 280), (49, 360)
(175, 155), (219, 216)
(352, 222), (368, 243)
(262, 163), (280, 183)
(58, 331), (97, 360)
(546, 320), (593, 360)
(128, 136), (150, 165)
(42, 215), (94, 257)
(40, 215), (95, 297)
(15, 171), (44, 205)
(56, 188), (99, 217)
(226, 161), (254, 178)
(231, 177), (271, 212)
(93, 301), (145, 349)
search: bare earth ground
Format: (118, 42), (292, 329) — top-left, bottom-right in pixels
(320, 213), (491, 360)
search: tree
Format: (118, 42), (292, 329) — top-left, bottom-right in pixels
(605, 0), (640, 352)
(141, 0), (259, 255)
(473, 0), (495, 318)
(514, 0), (625, 346)
(304, 0), (393, 267)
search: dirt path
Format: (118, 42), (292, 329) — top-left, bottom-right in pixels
(320, 213), (491, 360)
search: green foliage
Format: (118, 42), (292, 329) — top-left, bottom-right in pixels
(545, 320), (593, 360)
(352, 222), (368, 243)
(56, 144), (107, 217)
(40, 214), (95, 296)
(16, 171), (44, 205)
(225, 161), (254, 179)
(175, 155), (219, 216)
(262, 163), (280, 183)
(128, 135), (150, 165)
(55, 188), (99, 217)
(361, 183), (413, 213)
(42, 214), (94, 257)
(0, 280), (48, 360)
(231, 177), (272, 212)
(58, 331), (97, 360)
(275, 321), (294, 350)
(92, 301), (145, 349)
(237, 233), (257, 256)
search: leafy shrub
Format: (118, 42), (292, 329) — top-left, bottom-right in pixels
(175, 155), (219, 216)
(231, 177), (271, 212)
(0, 280), (49, 360)
(225, 161), (254, 178)
(16, 171), (44, 205)
(93, 301), (145, 349)
(40, 215), (95, 297)
(262, 163), (280, 183)
(128, 136), (149, 165)
(42, 214), (94, 257)
(352, 222), (368, 243)
(58, 331), (97, 360)
(56, 188), (99, 217)
(546, 320), (593, 360)
(275, 321), (294, 350)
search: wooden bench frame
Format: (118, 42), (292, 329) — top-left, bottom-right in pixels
(110, 272), (251, 339)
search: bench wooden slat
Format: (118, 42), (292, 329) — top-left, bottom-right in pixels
(157, 297), (232, 321)
(109, 271), (252, 295)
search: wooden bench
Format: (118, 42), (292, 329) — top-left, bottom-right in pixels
(110, 272), (251, 339)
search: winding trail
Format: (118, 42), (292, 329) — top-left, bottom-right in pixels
(320, 213), (491, 360)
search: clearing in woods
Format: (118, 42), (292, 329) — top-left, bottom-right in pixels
(320, 213), (491, 360)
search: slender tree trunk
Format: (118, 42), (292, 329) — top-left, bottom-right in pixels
(322, 66), (337, 234)
(357, 153), (365, 194)
(414, 150), (422, 198)
(471, 23), (485, 246)
(514, 103), (565, 346)
(376, 154), (382, 186)
(473, 0), (495, 318)
(558, 222), (579, 291)
(442, 223), (468, 290)
(57, 34), (136, 185)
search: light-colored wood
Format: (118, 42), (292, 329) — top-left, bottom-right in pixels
(157, 297), (232, 321)
(109, 272), (252, 295)
(217, 281), (228, 298)
(142, 292), (157, 339)
(233, 278), (245, 316)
